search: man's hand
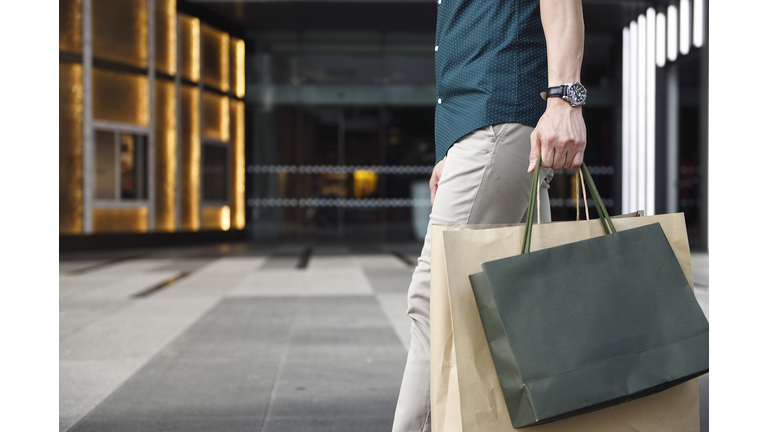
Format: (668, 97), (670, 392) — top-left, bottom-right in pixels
(528, 98), (586, 172)
(531, 0), (586, 173)
(430, 158), (446, 205)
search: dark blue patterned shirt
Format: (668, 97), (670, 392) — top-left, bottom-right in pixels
(434, 0), (548, 162)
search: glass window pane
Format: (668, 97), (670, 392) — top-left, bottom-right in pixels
(202, 24), (230, 92)
(154, 80), (177, 231)
(202, 206), (231, 231)
(92, 0), (148, 69)
(180, 14), (200, 83)
(60, 0), (82, 54)
(120, 134), (148, 200)
(95, 131), (117, 199)
(202, 91), (229, 141)
(202, 144), (227, 201)
(92, 207), (149, 233)
(155, 0), (177, 76)
(180, 85), (200, 231)
(60, 62), (84, 234)
(230, 99), (245, 230)
(230, 37), (245, 98)
(92, 67), (150, 126)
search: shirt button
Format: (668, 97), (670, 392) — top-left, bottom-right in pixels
(491, 137), (497, 142)
(435, 46), (439, 52)
(438, 0), (441, 4)
(438, 98), (442, 104)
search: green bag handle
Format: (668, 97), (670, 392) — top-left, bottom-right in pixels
(521, 157), (616, 254)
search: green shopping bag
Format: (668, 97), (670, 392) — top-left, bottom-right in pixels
(469, 160), (709, 429)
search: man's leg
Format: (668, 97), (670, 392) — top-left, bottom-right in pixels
(391, 123), (553, 432)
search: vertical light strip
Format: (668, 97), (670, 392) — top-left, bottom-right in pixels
(646, 8), (657, 216)
(637, 15), (647, 213)
(668, 5), (678, 62)
(175, 13), (181, 230)
(622, 27), (630, 214)
(82, 0), (93, 233)
(680, 0), (691, 55)
(667, 65), (679, 214)
(148, 0), (155, 231)
(629, 21), (638, 212)
(656, 13), (666, 67)
(693, 0), (704, 47)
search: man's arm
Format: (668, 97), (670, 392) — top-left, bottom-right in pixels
(528, 0), (587, 173)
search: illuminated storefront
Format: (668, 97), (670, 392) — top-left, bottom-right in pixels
(59, 0), (245, 237)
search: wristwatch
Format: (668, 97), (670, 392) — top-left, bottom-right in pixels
(539, 82), (587, 107)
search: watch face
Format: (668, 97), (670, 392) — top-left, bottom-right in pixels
(567, 83), (587, 105)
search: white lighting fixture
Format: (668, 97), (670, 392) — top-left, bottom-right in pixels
(680, 0), (691, 55)
(656, 13), (666, 67)
(646, 8), (656, 216)
(637, 15), (647, 213)
(622, 26), (630, 215)
(693, 0), (704, 47)
(668, 5), (678, 62)
(629, 20), (638, 212)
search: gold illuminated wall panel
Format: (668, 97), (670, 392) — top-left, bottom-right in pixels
(203, 92), (230, 142)
(155, 0), (177, 76)
(60, 0), (82, 54)
(60, 62), (84, 235)
(92, 207), (149, 233)
(230, 37), (245, 99)
(180, 85), (200, 231)
(202, 25), (230, 93)
(202, 206), (231, 231)
(154, 80), (177, 232)
(180, 14), (200, 83)
(230, 99), (246, 230)
(93, 68), (150, 126)
(92, 0), (148, 69)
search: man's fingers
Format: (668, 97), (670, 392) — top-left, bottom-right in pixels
(528, 131), (542, 172)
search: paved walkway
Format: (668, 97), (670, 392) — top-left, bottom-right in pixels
(59, 242), (709, 432)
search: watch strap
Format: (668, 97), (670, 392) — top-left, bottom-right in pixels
(546, 85), (567, 99)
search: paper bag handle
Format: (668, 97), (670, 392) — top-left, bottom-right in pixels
(521, 157), (616, 254)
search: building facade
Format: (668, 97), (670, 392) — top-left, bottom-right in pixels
(59, 0), (709, 250)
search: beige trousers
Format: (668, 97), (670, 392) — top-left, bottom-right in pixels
(392, 122), (553, 432)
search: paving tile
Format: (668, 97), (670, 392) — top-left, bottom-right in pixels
(300, 268), (373, 297)
(374, 293), (411, 350)
(60, 280), (112, 301)
(306, 255), (360, 270)
(363, 268), (412, 293)
(60, 298), (219, 361)
(227, 268), (373, 298)
(63, 271), (181, 302)
(59, 261), (108, 273)
(357, 254), (411, 270)
(151, 258), (219, 273)
(266, 297), (405, 419)
(60, 359), (146, 432)
(75, 358), (275, 419)
(83, 259), (174, 276)
(227, 270), (305, 297)
(65, 298), (295, 431)
(59, 299), (131, 338)
(151, 275), (251, 298)
(192, 257), (267, 276)
(157, 298), (295, 360)
(69, 416), (262, 432)
(264, 416), (394, 432)
(261, 256), (301, 270)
